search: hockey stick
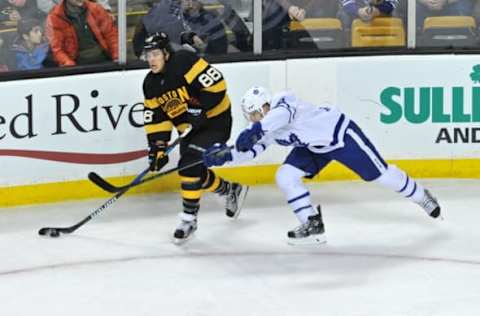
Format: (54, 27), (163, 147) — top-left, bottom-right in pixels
(37, 168), (148, 238)
(37, 145), (234, 238)
(37, 156), (213, 238)
(85, 145), (234, 193)
(88, 125), (192, 193)
(38, 126), (193, 238)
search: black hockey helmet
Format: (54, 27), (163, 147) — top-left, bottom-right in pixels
(143, 32), (171, 53)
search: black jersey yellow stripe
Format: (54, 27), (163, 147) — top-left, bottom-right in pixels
(144, 98), (160, 109)
(206, 94), (231, 118)
(144, 121), (173, 134)
(185, 58), (209, 84)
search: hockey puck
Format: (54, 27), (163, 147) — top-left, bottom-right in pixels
(49, 229), (60, 238)
(38, 227), (60, 238)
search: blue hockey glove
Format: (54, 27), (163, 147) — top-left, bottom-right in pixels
(148, 142), (169, 172)
(235, 122), (264, 152)
(203, 143), (233, 167)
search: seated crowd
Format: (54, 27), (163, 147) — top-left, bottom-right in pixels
(0, 0), (479, 73)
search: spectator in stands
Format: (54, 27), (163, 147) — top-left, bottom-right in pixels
(259, 0), (306, 50)
(132, 0), (198, 58)
(45, 0), (118, 66)
(181, 0), (229, 54)
(416, 0), (473, 31)
(216, 1), (252, 52)
(133, 0), (254, 57)
(338, 0), (400, 29)
(0, 0), (45, 23)
(10, 18), (48, 69)
(37, 0), (113, 17)
(292, 0), (339, 18)
(0, 36), (11, 71)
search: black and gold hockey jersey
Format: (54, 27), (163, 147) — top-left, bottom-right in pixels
(142, 49), (231, 144)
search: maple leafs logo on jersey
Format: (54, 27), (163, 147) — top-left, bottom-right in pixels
(275, 133), (308, 147)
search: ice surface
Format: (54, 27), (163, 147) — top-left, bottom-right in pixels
(0, 180), (479, 316)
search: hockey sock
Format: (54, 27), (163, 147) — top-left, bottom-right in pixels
(181, 176), (203, 200)
(374, 165), (425, 203)
(276, 164), (316, 224)
(182, 198), (200, 217)
(202, 169), (230, 196)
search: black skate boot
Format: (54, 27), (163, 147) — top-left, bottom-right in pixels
(225, 183), (249, 219)
(173, 212), (197, 244)
(287, 205), (326, 245)
(418, 189), (441, 218)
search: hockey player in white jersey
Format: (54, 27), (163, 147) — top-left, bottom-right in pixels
(202, 86), (442, 245)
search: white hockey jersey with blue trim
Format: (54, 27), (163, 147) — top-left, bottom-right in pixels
(231, 90), (350, 163)
(260, 91), (349, 153)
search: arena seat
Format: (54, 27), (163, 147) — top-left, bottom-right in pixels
(287, 18), (344, 49)
(420, 16), (477, 47)
(351, 17), (405, 47)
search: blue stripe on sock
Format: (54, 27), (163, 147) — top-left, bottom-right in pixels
(294, 205), (311, 214)
(405, 182), (417, 198)
(398, 176), (409, 193)
(288, 192), (310, 204)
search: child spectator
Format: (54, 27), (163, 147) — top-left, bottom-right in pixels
(10, 18), (48, 70)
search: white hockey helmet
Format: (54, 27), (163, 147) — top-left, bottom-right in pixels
(241, 86), (272, 121)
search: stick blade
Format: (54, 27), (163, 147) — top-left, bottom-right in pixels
(88, 172), (120, 193)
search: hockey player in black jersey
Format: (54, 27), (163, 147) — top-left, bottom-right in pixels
(141, 32), (247, 244)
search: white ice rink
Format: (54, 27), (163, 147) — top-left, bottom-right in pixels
(1, 179), (480, 316)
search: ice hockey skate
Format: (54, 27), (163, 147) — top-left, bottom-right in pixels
(173, 213), (197, 245)
(225, 183), (249, 219)
(418, 189), (442, 219)
(287, 206), (326, 245)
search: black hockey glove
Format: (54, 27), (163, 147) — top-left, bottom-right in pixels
(148, 141), (169, 172)
(180, 31), (197, 46)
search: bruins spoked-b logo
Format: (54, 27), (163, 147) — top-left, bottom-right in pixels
(162, 98), (187, 119)
(158, 87), (190, 119)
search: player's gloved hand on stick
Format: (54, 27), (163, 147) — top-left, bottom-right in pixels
(148, 141), (169, 171)
(236, 122), (264, 152)
(203, 143), (232, 167)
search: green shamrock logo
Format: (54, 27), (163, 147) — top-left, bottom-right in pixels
(470, 64), (480, 83)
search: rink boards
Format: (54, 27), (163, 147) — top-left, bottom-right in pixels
(1, 55), (479, 206)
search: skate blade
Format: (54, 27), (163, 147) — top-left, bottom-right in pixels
(229, 185), (250, 220)
(172, 232), (195, 245)
(287, 234), (327, 246)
